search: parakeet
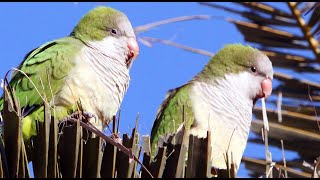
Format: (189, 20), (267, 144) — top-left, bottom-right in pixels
(0, 6), (139, 140)
(150, 44), (273, 173)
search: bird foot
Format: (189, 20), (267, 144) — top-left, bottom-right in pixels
(62, 111), (96, 123)
(111, 133), (122, 144)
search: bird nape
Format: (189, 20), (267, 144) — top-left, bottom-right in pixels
(0, 6), (139, 141)
(150, 44), (273, 175)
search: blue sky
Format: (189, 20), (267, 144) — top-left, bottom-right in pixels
(0, 2), (313, 177)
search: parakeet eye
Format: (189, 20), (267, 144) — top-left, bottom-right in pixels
(111, 29), (118, 35)
(251, 66), (257, 73)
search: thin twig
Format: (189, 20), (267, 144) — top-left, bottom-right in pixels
(166, 149), (176, 159)
(46, 68), (55, 108)
(39, 76), (46, 101)
(135, 112), (140, 131)
(3, 71), (21, 112)
(304, 2), (320, 16)
(280, 140), (288, 178)
(134, 15), (211, 34)
(313, 157), (320, 178)
(307, 85), (320, 132)
(277, 90), (283, 123)
(262, 97), (273, 178)
(117, 109), (121, 134)
(11, 68), (46, 103)
(266, 162), (276, 178)
(139, 36), (215, 57)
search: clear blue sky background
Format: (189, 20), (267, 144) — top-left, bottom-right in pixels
(0, 2), (315, 177)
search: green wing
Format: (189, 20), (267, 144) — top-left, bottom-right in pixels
(150, 83), (195, 158)
(10, 37), (83, 108)
(0, 36), (83, 138)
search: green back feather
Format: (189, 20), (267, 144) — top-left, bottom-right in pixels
(10, 37), (82, 108)
(0, 37), (83, 139)
(150, 84), (194, 158)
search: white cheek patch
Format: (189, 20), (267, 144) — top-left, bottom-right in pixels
(220, 72), (261, 100)
(88, 36), (127, 59)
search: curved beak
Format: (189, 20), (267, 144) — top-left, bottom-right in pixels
(258, 78), (273, 99)
(127, 37), (140, 60)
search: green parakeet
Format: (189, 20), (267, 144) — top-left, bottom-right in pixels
(0, 6), (139, 140)
(150, 44), (273, 173)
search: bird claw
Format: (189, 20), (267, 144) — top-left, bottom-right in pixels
(82, 111), (96, 120)
(62, 111), (96, 123)
(111, 133), (122, 144)
(128, 148), (134, 163)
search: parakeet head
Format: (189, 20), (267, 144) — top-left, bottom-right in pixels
(197, 44), (273, 104)
(71, 6), (139, 68)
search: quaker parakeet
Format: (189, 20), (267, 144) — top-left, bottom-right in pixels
(0, 6), (139, 140)
(150, 44), (273, 173)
